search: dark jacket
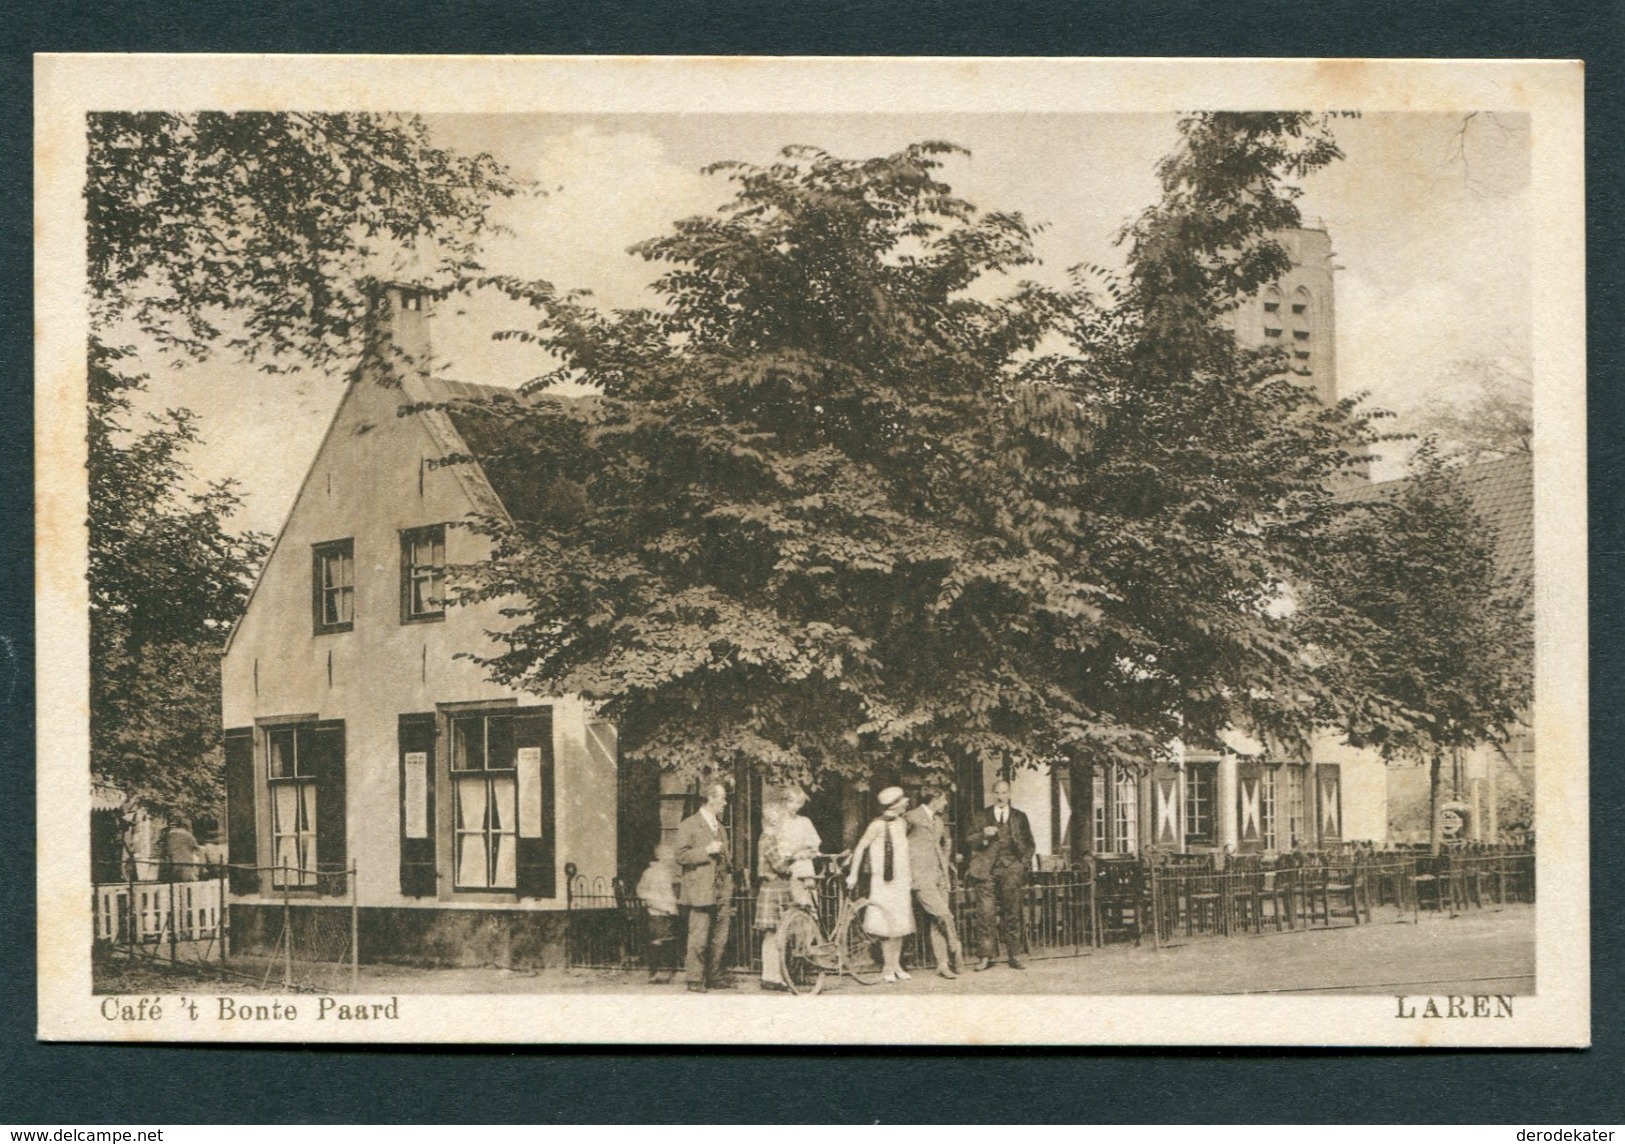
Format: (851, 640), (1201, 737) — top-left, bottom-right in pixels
(964, 805), (1035, 882)
(674, 809), (732, 907)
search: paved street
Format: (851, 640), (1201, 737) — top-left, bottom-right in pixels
(346, 903), (1534, 997)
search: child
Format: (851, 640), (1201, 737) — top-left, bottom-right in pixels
(635, 843), (680, 983)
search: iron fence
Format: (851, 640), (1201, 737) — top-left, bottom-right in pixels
(563, 848), (1534, 973)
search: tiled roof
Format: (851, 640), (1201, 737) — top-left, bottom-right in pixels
(419, 376), (598, 523)
(1338, 453), (1533, 586)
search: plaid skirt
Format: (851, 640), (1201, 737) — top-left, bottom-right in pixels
(754, 878), (795, 931)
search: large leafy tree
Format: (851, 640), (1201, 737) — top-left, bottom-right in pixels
(1298, 441), (1532, 851)
(1018, 111), (1384, 765)
(89, 111), (516, 370)
(86, 112), (517, 815)
(464, 143), (1068, 785)
(455, 115), (1381, 791)
(88, 343), (267, 818)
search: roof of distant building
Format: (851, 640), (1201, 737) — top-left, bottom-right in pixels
(1338, 452), (1533, 586)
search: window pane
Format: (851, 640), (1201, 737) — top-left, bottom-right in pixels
(275, 835), (299, 875)
(491, 776), (516, 833)
(1092, 774), (1106, 853)
(1260, 769), (1277, 850)
(486, 716), (515, 771)
(456, 776), (487, 830)
(457, 833), (489, 889)
(493, 832), (516, 888)
(273, 784), (298, 835)
(452, 717), (484, 771)
(269, 729), (295, 778)
(1115, 768), (1137, 853)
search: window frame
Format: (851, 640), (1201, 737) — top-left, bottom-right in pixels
(312, 539), (355, 634)
(449, 711), (521, 892)
(1089, 764), (1144, 855)
(1259, 767), (1278, 851)
(266, 725), (319, 889)
(1112, 766), (1139, 854)
(400, 524), (447, 624)
(1284, 765), (1306, 848)
(1183, 761), (1217, 846)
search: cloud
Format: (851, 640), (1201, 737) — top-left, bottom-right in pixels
(485, 125), (727, 309)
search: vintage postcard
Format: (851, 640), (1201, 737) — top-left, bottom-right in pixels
(35, 55), (1586, 1045)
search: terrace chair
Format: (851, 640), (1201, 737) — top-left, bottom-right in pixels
(1453, 847), (1486, 910)
(1163, 851), (1222, 936)
(1226, 855), (1267, 933)
(1093, 857), (1148, 946)
(1410, 853), (1455, 914)
(1364, 850), (1410, 912)
(1321, 852), (1369, 925)
(1257, 859), (1295, 931)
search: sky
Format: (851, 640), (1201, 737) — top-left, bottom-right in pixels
(129, 111), (1532, 537)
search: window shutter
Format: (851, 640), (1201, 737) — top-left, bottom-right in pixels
(513, 711), (555, 899)
(1317, 763), (1343, 843)
(223, 727), (259, 894)
(1237, 762), (1263, 851)
(310, 722), (348, 896)
(398, 714), (437, 897)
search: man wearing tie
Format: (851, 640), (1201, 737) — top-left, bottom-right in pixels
(675, 781), (737, 993)
(965, 778), (1036, 971)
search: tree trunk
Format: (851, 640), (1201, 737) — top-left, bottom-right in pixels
(1428, 748), (1445, 856)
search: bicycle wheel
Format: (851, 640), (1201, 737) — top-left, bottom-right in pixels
(777, 909), (824, 996)
(839, 900), (885, 985)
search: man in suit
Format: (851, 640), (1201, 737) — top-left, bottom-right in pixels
(905, 784), (964, 979)
(964, 778), (1036, 970)
(674, 780), (737, 992)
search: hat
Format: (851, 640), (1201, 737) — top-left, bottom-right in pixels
(876, 786), (906, 809)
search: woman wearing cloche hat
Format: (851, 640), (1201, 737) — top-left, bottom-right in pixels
(846, 786), (916, 982)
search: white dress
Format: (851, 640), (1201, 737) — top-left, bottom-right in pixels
(857, 816), (914, 937)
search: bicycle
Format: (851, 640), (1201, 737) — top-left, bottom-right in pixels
(775, 853), (885, 994)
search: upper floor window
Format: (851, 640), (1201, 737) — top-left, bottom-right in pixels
(401, 525), (446, 623)
(312, 540), (354, 634)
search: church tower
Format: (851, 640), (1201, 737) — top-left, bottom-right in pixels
(1237, 226), (1339, 408)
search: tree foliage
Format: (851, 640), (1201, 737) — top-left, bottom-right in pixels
(1016, 112), (1383, 761)
(89, 343), (268, 818)
(88, 111), (516, 372)
(455, 115), (1384, 790)
(1408, 358), (1532, 464)
(86, 112), (515, 814)
(1299, 440), (1532, 765)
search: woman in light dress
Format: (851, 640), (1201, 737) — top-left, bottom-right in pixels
(846, 786), (914, 982)
(755, 786), (821, 991)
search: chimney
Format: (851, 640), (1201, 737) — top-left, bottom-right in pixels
(369, 281), (434, 385)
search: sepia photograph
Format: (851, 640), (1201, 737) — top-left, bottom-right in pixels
(34, 55), (1587, 1045)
